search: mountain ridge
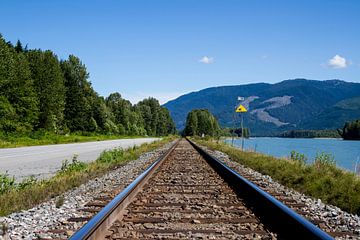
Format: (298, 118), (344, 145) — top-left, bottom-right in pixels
(163, 79), (360, 136)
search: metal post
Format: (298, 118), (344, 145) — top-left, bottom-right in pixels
(231, 109), (235, 146)
(241, 113), (244, 150)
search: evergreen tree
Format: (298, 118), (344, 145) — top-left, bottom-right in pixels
(106, 92), (133, 134)
(339, 119), (360, 140)
(136, 98), (175, 136)
(27, 50), (65, 132)
(13, 51), (39, 131)
(61, 55), (108, 132)
(14, 40), (23, 53)
(61, 55), (90, 132)
(92, 96), (110, 132)
(0, 35), (38, 133)
(184, 109), (220, 137)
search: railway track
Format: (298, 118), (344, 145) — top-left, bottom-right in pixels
(70, 138), (333, 239)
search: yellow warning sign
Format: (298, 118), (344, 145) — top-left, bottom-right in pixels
(236, 104), (247, 113)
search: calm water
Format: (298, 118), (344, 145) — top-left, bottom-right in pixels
(225, 138), (360, 172)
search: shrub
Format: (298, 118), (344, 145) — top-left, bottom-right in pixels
(0, 172), (15, 195)
(60, 155), (86, 174)
(17, 176), (37, 190)
(290, 150), (307, 165)
(314, 152), (336, 170)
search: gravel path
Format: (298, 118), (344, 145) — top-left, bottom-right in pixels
(0, 138), (158, 181)
(0, 141), (175, 239)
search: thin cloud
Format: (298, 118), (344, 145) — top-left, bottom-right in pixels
(199, 56), (214, 64)
(328, 55), (348, 69)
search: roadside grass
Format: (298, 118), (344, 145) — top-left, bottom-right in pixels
(0, 136), (176, 216)
(0, 131), (145, 148)
(195, 138), (360, 215)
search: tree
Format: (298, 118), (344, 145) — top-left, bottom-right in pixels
(14, 40), (23, 53)
(106, 93), (133, 134)
(136, 98), (175, 136)
(13, 51), (39, 131)
(61, 55), (91, 131)
(0, 35), (38, 133)
(339, 119), (360, 140)
(231, 128), (251, 138)
(184, 111), (198, 136)
(27, 50), (65, 132)
(157, 108), (176, 136)
(184, 109), (220, 137)
(0, 96), (17, 132)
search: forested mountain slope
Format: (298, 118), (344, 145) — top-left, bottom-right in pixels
(164, 79), (360, 136)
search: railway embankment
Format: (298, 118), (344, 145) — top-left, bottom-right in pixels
(0, 138), (359, 239)
(196, 139), (360, 236)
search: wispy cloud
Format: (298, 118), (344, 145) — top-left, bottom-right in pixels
(199, 56), (214, 64)
(327, 54), (348, 69)
(261, 55), (268, 59)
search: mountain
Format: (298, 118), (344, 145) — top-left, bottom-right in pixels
(163, 79), (360, 136)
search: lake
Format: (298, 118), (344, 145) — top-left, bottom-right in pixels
(225, 138), (360, 172)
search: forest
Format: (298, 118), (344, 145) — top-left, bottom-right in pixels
(0, 34), (175, 137)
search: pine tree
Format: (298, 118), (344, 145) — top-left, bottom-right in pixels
(14, 40), (23, 53)
(0, 36), (38, 133)
(27, 50), (65, 132)
(61, 55), (105, 132)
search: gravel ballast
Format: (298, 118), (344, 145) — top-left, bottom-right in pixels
(203, 146), (360, 239)
(0, 141), (176, 239)
(1, 140), (359, 239)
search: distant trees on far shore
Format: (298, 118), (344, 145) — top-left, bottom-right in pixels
(279, 129), (340, 138)
(338, 119), (360, 140)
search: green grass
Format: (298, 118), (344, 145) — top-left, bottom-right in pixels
(0, 131), (147, 148)
(195, 138), (360, 215)
(0, 136), (177, 216)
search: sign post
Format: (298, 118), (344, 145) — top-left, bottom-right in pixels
(235, 102), (247, 150)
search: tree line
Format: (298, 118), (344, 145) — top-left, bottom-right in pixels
(0, 35), (175, 136)
(278, 129), (340, 138)
(183, 109), (220, 137)
(338, 119), (360, 140)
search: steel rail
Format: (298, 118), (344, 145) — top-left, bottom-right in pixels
(70, 140), (180, 240)
(187, 138), (333, 240)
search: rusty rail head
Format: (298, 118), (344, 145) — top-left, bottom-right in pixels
(187, 138), (333, 240)
(70, 139), (180, 240)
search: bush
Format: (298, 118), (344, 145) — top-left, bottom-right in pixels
(290, 150), (307, 165)
(314, 152), (336, 170)
(60, 155), (86, 174)
(17, 176), (37, 190)
(0, 172), (16, 195)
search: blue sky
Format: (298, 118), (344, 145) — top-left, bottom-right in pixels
(1, 0), (359, 103)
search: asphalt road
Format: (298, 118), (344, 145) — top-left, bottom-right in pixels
(0, 138), (159, 181)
